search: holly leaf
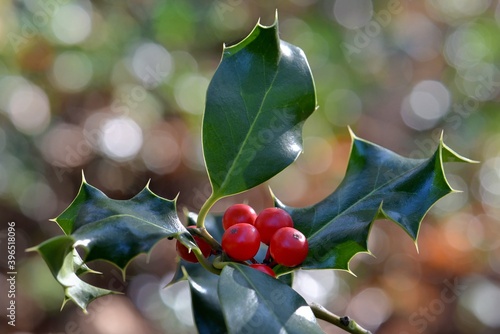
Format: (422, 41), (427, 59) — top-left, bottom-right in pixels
(29, 175), (187, 310)
(274, 131), (475, 274)
(203, 15), (316, 199)
(185, 265), (227, 334)
(53, 175), (187, 271)
(27, 236), (117, 312)
(218, 264), (323, 334)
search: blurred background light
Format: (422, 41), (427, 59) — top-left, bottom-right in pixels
(324, 89), (363, 126)
(209, 1), (250, 31)
(454, 62), (500, 101)
(130, 273), (195, 330)
(141, 128), (181, 174)
(0, 162), (8, 195)
(444, 213), (483, 252)
(432, 174), (468, 215)
(289, 0), (318, 6)
(174, 74), (209, 114)
(51, 51), (93, 92)
(40, 123), (89, 167)
(130, 41), (173, 88)
(269, 165), (308, 204)
(180, 132), (205, 172)
(18, 180), (57, 220)
(0, 127), (6, 152)
(477, 157), (500, 209)
(444, 22), (492, 71)
(347, 288), (392, 331)
(426, 0), (491, 21)
(393, 13), (442, 62)
(460, 277), (500, 328)
(383, 254), (422, 292)
(332, 0), (373, 29)
(293, 270), (338, 305)
(401, 80), (450, 130)
(51, 3), (92, 45)
(1, 77), (51, 135)
(99, 116), (143, 161)
(296, 137), (333, 175)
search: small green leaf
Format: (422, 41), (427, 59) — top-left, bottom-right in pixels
(30, 176), (186, 310)
(28, 236), (117, 312)
(54, 177), (186, 271)
(274, 131), (474, 274)
(218, 264), (323, 334)
(203, 16), (316, 199)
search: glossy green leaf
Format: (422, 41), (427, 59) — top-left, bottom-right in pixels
(168, 213), (228, 333)
(218, 264), (323, 334)
(54, 176), (186, 270)
(274, 131), (474, 274)
(29, 175), (186, 310)
(203, 16), (316, 199)
(186, 265), (227, 334)
(27, 236), (117, 312)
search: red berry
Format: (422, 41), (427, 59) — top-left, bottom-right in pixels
(222, 223), (261, 261)
(222, 204), (257, 230)
(249, 263), (276, 278)
(254, 208), (294, 245)
(269, 227), (308, 267)
(176, 226), (212, 263)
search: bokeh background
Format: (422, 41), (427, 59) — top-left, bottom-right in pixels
(0, 0), (499, 333)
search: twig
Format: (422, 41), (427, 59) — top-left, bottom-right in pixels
(309, 302), (372, 334)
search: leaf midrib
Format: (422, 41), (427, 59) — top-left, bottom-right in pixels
(73, 213), (175, 235)
(213, 55), (281, 196)
(304, 154), (437, 242)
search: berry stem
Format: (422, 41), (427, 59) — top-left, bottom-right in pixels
(309, 302), (372, 334)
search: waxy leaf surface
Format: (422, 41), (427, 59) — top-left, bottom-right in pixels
(274, 132), (474, 274)
(218, 264), (323, 334)
(203, 18), (316, 199)
(29, 177), (186, 310)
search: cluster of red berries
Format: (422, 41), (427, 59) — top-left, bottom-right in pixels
(221, 204), (308, 276)
(175, 204), (308, 277)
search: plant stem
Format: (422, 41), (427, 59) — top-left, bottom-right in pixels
(309, 303), (372, 334)
(196, 192), (218, 228)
